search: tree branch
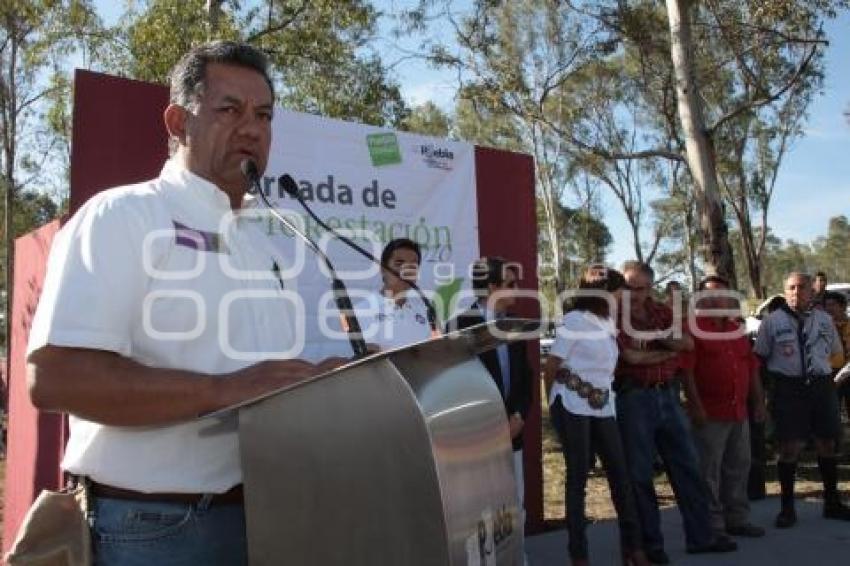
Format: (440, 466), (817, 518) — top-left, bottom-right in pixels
(540, 113), (685, 161)
(245, 2), (308, 43)
(708, 45), (819, 133)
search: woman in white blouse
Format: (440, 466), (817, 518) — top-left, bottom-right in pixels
(356, 238), (434, 350)
(543, 268), (648, 566)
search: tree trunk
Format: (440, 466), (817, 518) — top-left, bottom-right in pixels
(666, 0), (736, 285)
(206, 0), (225, 39)
(736, 200), (766, 300)
(630, 219), (644, 264)
(684, 198), (698, 291)
(545, 193), (563, 291)
(3, 33), (19, 359)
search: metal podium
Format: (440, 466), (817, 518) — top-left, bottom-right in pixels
(235, 320), (538, 566)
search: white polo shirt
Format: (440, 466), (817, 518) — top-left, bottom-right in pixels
(548, 310), (618, 418)
(27, 159), (299, 493)
(355, 290), (432, 351)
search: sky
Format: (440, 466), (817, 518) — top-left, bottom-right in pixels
(91, 1), (849, 270)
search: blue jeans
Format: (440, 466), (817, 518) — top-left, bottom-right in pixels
(616, 385), (714, 551)
(91, 496), (247, 565)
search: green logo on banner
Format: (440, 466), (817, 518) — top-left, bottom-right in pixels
(367, 133), (402, 166)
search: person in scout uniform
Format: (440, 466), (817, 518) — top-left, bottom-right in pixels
(753, 272), (850, 528)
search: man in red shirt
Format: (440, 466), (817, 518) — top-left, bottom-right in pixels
(683, 275), (767, 539)
(616, 262), (737, 564)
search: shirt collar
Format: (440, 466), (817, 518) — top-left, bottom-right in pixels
(159, 158), (236, 214)
(380, 290), (413, 309)
(580, 310), (616, 334)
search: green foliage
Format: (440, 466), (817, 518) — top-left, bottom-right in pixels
(453, 97), (522, 151)
(1, 0), (104, 352)
(100, 0), (408, 127)
(732, 215), (850, 297)
(398, 102), (451, 138)
(537, 199), (612, 285)
(120, 0), (240, 84)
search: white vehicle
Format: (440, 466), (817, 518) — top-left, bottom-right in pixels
(745, 294), (786, 338)
(826, 283), (850, 313)
(826, 283), (850, 301)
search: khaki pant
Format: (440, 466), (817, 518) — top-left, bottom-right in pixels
(694, 420), (751, 532)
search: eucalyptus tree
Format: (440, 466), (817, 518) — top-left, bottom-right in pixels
(103, 0), (408, 126)
(0, 0), (104, 353)
(403, 0), (845, 291)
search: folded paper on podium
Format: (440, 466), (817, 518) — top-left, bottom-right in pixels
(236, 319), (541, 565)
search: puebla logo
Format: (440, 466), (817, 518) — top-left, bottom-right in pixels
(420, 143), (454, 170)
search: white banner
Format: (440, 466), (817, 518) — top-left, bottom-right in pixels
(249, 110), (480, 358)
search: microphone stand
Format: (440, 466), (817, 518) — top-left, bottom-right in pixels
(243, 163), (369, 359)
(278, 174), (440, 336)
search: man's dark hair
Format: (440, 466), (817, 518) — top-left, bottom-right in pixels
(573, 269), (626, 318)
(622, 260), (654, 282)
(380, 238), (421, 268)
(698, 274), (730, 291)
(666, 280), (682, 291)
(169, 41), (274, 109)
(815, 271), (828, 280)
(824, 291), (848, 309)
(471, 257), (517, 296)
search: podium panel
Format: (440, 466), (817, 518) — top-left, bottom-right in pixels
(238, 325), (526, 565)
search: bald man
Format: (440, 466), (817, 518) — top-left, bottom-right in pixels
(753, 272), (850, 528)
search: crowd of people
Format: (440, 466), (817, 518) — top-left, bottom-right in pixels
(12, 37), (850, 566)
(539, 264), (850, 565)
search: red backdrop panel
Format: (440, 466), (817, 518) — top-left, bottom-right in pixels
(3, 220), (64, 552)
(69, 69), (169, 214)
(474, 147), (542, 533)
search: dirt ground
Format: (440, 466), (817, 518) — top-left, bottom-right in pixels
(541, 396), (850, 522)
(1, 405), (848, 534)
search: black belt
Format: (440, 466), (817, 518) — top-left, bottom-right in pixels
(771, 371), (831, 384)
(89, 481), (243, 506)
(617, 376), (675, 392)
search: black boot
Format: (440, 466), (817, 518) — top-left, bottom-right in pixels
(775, 460), (797, 528)
(818, 456), (850, 520)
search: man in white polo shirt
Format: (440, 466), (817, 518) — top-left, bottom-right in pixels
(355, 238), (435, 350)
(26, 41), (343, 565)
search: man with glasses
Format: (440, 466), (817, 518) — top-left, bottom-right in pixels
(615, 261), (736, 564)
(753, 272), (850, 527)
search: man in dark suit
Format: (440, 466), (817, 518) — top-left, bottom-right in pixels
(447, 257), (533, 525)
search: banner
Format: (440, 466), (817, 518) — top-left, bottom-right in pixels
(250, 110), (480, 358)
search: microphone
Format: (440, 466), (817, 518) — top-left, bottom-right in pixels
(278, 174), (440, 336)
(241, 159), (369, 358)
